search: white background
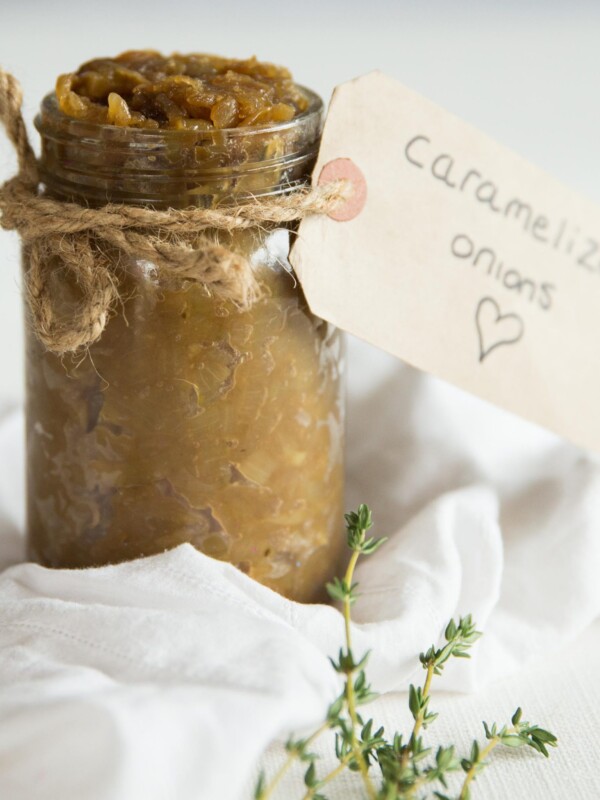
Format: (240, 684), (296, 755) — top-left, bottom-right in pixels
(1, 0), (600, 404)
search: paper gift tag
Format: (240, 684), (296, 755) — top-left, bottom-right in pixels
(290, 71), (600, 452)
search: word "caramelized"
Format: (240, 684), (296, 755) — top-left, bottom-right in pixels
(404, 134), (600, 276)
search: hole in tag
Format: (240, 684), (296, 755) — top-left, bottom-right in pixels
(318, 158), (367, 222)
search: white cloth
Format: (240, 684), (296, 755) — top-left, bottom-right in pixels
(0, 338), (599, 800)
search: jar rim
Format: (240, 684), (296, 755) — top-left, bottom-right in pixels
(35, 86), (323, 144)
(34, 86), (324, 207)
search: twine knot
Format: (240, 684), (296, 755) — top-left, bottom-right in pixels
(0, 67), (348, 355)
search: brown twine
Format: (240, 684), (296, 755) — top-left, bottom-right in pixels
(0, 68), (348, 355)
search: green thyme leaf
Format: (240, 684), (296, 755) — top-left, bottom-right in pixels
(256, 504), (557, 800)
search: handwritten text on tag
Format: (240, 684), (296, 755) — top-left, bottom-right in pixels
(291, 71), (600, 452)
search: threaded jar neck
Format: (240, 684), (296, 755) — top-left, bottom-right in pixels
(34, 88), (323, 208)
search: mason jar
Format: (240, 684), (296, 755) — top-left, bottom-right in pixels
(25, 85), (345, 603)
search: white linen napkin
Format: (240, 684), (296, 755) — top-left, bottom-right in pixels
(0, 338), (598, 800)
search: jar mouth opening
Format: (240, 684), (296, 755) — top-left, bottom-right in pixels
(35, 86), (323, 144)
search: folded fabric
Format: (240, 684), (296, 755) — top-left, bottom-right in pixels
(0, 339), (598, 800)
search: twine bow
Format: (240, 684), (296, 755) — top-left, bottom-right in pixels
(0, 68), (347, 355)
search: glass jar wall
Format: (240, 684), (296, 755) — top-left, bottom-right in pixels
(25, 76), (345, 603)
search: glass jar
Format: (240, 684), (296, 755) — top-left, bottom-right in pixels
(25, 88), (345, 603)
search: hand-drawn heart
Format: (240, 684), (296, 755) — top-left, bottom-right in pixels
(475, 297), (524, 362)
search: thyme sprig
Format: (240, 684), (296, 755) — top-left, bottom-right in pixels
(255, 505), (557, 800)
